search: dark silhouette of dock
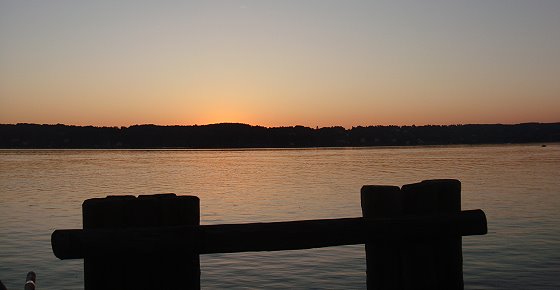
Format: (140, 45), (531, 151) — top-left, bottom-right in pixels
(52, 179), (487, 289)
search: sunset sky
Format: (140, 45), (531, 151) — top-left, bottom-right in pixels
(1, 1), (559, 128)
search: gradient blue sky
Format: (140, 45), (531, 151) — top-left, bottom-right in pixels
(1, 1), (559, 127)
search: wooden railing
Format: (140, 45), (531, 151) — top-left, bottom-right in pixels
(51, 179), (487, 290)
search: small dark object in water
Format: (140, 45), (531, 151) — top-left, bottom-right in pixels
(0, 272), (35, 290)
(24, 272), (36, 290)
(542, 144), (547, 147)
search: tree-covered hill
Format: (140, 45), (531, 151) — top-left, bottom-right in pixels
(1, 122), (559, 149)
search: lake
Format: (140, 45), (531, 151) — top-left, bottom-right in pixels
(1, 144), (559, 289)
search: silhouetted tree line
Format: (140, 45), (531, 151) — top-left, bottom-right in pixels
(0, 122), (559, 149)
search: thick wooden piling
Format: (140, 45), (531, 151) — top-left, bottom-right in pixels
(401, 179), (463, 290)
(82, 194), (200, 290)
(361, 179), (464, 290)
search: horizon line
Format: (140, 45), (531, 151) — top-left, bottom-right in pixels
(3, 121), (559, 129)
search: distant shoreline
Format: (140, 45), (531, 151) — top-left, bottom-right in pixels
(1, 122), (559, 149)
(0, 143), (558, 152)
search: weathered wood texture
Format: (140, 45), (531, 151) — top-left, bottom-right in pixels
(52, 209), (486, 259)
(82, 194), (200, 290)
(361, 179), (464, 290)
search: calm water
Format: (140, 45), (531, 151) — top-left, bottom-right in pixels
(1, 145), (559, 289)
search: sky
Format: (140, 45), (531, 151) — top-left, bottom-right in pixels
(1, 1), (559, 128)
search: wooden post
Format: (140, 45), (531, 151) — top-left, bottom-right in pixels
(400, 179), (463, 290)
(361, 180), (464, 290)
(361, 185), (402, 290)
(82, 194), (200, 290)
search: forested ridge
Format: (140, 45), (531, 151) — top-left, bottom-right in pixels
(1, 122), (559, 149)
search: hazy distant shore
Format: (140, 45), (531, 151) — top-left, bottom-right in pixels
(1, 122), (559, 149)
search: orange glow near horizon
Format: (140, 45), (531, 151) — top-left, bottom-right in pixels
(1, 2), (559, 128)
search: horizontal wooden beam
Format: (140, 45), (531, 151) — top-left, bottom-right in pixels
(52, 209), (486, 260)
